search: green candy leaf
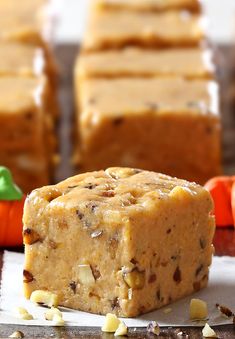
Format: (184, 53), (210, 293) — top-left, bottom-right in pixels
(0, 166), (23, 201)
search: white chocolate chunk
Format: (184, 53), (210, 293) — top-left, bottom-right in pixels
(114, 321), (128, 336)
(45, 307), (62, 321)
(52, 314), (65, 326)
(163, 307), (172, 314)
(9, 331), (24, 338)
(190, 298), (208, 320)
(102, 313), (121, 332)
(77, 264), (95, 285)
(30, 290), (59, 307)
(15, 307), (33, 320)
(202, 323), (217, 338)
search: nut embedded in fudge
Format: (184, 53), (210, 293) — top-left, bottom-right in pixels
(23, 167), (215, 317)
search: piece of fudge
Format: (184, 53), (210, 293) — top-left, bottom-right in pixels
(0, 0), (50, 47)
(76, 47), (214, 80)
(83, 9), (204, 52)
(0, 43), (46, 78)
(0, 0), (58, 85)
(0, 41), (57, 86)
(94, 0), (201, 13)
(23, 167), (215, 317)
(75, 77), (221, 184)
(0, 76), (56, 192)
(0, 42), (58, 118)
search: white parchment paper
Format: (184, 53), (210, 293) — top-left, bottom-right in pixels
(0, 251), (234, 327)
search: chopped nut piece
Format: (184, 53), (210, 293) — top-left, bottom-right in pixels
(200, 238), (206, 249)
(163, 307), (172, 314)
(123, 268), (145, 289)
(15, 307), (33, 320)
(69, 281), (77, 294)
(102, 313), (121, 332)
(23, 270), (34, 283)
(202, 323), (217, 338)
(173, 266), (181, 284)
(148, 274), (157, 283)
(77, 264), (95, 284)
(111, 297), (120, 310)
(102, 190), (115, 197)
(30, 290), (59, 307)
(49, 240), (58, 249)
(91, 265), (101, 280)
(108, 237), (119, 259)
(9, 331), (24, 338)
(147, 321), (160, 336)
(195, 264), (204, 277)
(190, 298), (208, 320)
(52, 314), (65, 326)
(215, 303), (234, 318)
(114, 321), (128, 336)
(45, 307), (62, 321)
(23, 228), (41, 245)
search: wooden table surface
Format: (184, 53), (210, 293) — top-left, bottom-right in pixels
(0, 44), (235, 338)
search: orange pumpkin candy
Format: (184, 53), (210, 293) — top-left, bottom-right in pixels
(0, 197), (25, 247)
(205, 176), (235, 227)
(0, 166), (25, 247)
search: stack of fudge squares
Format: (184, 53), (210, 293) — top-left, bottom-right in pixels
(75, 0), (222, 185)
(0, 0), (58, 193)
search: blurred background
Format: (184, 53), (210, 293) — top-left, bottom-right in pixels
(55, 0), (235, 45)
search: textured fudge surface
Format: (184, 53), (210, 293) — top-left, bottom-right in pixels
(94, 0), (201, 12)
(0, 76), (45, 116)
(83, 10), (204, 51)
(79, 78), (218, 117)
(0, 43), (45, 77)
(23, 167), (215, 317)
(77, 78), (221, 184)
(77, 47), (214, 79)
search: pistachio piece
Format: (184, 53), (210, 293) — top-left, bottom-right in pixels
(123, 268), (145, 289)
(30, 290), (59, 307)
(77, 264), (95, 285)
(190, 298), (208, 320)
(114, 321), (128, 336)
(102, 313), (121, 333)
(202, 323), (217, 338)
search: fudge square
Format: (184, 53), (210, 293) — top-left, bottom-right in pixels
(94, 0), (201, 13)
(0, 76), (55, 192)
(83, 9), (204, 52)
(0, 0), (50, 47)
(76, 47), (215, 80)
(0, 42), (46, 78)
(23, 167), (215, 317)
(0, 0), (58, 83)
(76, 77), (221, 185)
